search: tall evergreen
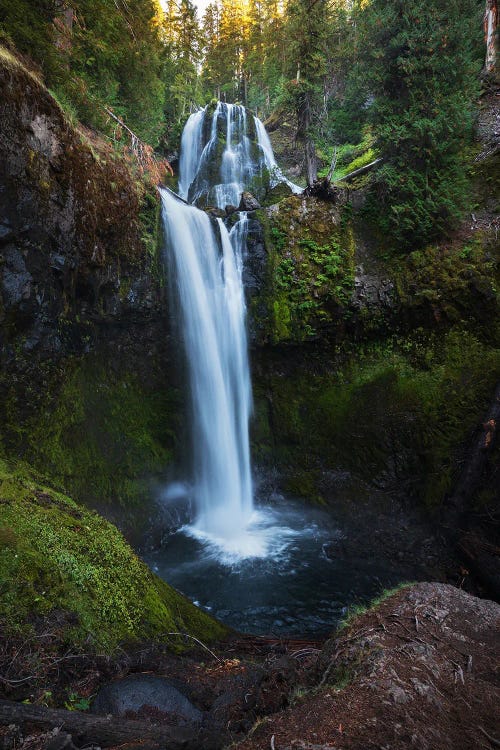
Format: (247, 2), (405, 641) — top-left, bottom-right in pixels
(356, 0), (483, 248)
(283, 0), (331, 184)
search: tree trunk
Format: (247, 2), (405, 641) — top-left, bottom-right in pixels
(0, 699), (226, 750)
(53, 3), (74, 55)
(296, 91), (317, 186)
(484, 0), (498, 75)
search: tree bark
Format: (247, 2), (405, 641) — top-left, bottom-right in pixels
(484, 0), (498, 75)
(296, 91), (317, 186)
(0, 699), (226, 750)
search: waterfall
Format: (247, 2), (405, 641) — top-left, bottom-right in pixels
(160, 190), (253, 542)
(161, 103), (297, 552)
(178, 102), (301, 207)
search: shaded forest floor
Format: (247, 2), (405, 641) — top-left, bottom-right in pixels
(1, 584), (498, 750)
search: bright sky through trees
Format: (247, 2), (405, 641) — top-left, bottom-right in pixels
(160, 0), (211, 17)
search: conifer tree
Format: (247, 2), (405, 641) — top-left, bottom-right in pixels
(284, 0), (330, 184)
(357, 0), (483, 248)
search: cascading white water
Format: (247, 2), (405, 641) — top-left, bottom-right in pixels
(177, 108), (204, 200)
(179, 102), (301, 207)
(160, 190), (253, 545)
(253, 117), (301, 195)
(161, 103), (299, 556)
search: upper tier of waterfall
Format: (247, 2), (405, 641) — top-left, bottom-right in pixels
(178, 102), (301, 208)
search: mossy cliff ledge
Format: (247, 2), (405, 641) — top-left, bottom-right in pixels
(0, 46), (175, 507)
(0, 458), (226, 651)
(250, 195), (360, 345)
(247, 176), (499, 516)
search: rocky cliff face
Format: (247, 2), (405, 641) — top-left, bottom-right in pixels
(0, 46), (175, 510)
(245, 131), (499, 588)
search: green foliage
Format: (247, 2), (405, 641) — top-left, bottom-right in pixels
(0, 0), (200, 148)
(0, 459), (226, 649)
(354, 0), (483, 249)
(65, 692), (91, 712)
(254, 196), (355, 343)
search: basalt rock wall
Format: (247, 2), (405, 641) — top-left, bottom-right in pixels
(0, 46), (177, 510)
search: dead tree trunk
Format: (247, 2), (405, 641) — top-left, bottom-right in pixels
(296, 91), (317, 186)
(0, 699), (226, 750)
(484, 0), (498, 75)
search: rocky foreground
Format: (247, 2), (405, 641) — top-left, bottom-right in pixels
(1, 583), (498, 750)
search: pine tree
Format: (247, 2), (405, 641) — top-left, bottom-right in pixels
(284, 0), (331, 184)
(357, 0), (483, 248)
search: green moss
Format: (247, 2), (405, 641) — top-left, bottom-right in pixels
(252, 328), (500, 506)
(18, 356), (179, 508)
(253, 196), (356, 343)
(0, 458), (226, 649)
(391, 238), (498, 331)
(139, 184), (164, 268)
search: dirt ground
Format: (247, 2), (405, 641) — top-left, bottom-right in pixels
(235, 583), (500, 750)
(1, 583), (498, 750)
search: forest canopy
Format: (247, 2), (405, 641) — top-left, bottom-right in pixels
(0, 0), (487, 248)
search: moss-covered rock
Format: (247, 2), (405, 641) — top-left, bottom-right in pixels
(0, 458), (226, 649)
(252, 196), (356, 343)
(252, 328), (500, 506)
(390, 238), (499, 333)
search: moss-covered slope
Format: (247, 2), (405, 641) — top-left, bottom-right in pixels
(252, 195), (355, 343)
(0, 458), (226, 649)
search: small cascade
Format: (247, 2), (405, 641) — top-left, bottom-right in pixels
(178, 102), (300, 207)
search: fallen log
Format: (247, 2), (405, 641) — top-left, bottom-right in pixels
(303, 157), (384, 201)
(0, 699), (226, 750)
(158, 184), (191, 205)
(333, 157), (383, 183)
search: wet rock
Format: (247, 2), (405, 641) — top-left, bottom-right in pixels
(91, 674), (202, 724)
(205, 206), (226, 219)
(1, 246), (32, 307)
(243, 217), (266, 297)
(0, 219), (12, 245)
(352, 263), (395, 312)
(238, 192), (261, 212)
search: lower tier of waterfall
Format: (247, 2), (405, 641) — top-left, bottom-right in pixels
(160, 188), (253, 544)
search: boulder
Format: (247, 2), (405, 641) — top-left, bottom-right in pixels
(238, 192), (261, 211)
(91, 674), (203, 724)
